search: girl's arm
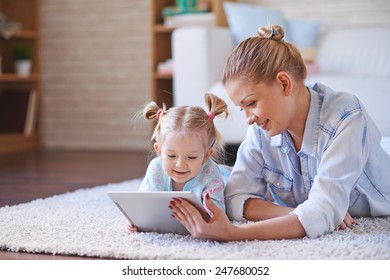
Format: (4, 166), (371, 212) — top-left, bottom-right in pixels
(200, 161), (229, 211)
(138, 158), (167, 191)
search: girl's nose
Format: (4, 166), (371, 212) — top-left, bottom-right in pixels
(176, 158), (187, 167)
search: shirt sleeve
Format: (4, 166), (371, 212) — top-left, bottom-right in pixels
(138, 158), (167, 191)
(292, 110), (370, 238)
(199, 161), (228, 211)
(224, 125), (269, 222)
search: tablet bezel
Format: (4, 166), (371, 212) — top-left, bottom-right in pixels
(108, 191), (209, 235)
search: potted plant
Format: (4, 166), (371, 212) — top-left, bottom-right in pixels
(12, 44), (32, 76)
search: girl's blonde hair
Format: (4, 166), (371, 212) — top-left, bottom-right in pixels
(222, 25), (307, 86)
(143, 93), (229, 162)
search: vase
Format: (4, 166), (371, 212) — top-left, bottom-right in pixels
(15, 60), (32, 77)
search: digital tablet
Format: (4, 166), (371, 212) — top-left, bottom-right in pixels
(107, 191), (209, 235)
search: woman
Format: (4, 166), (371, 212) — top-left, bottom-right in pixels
(169, 25), (390, 241)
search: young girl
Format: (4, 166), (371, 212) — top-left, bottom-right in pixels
(169, 25), (390, 241)
(128, 93), (231, 232)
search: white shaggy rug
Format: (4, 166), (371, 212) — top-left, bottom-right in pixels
(0, 179), (389, 260)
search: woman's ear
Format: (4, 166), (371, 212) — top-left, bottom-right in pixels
(153, 142), (161, 156)
(276, 72), (292, 96)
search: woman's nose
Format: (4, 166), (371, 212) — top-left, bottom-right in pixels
(246, 114), (255, 125)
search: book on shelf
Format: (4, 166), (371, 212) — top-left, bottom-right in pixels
(0, 13), (21, 39)
(24, 90), (38, 136)
(162, 4), (208, 17)
(0, 90), (38, 136)
(164, 12), (215, 28)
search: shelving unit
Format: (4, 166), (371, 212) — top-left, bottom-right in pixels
(150, 0), (176, 108)
(0, 0), (41, 155)
(150, 0), (230, 108)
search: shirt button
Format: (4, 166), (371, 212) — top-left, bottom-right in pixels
(276, 182), (280, 186)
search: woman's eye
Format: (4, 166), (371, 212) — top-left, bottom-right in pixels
(247, 101), (255, 107)
(167, 154), (176, 158)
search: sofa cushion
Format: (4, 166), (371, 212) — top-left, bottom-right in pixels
(316, 28), (390, 77)
(172, 27), (234, 108)
(223, 2), (290, 45)
(306, 75), (390, 137)
(287, 19), (322, 48)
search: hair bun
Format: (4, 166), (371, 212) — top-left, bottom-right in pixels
(257, 25), (284, 41)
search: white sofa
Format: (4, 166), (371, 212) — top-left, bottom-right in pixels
(172, 26), (390, 144)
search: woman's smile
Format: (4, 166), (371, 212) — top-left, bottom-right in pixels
(258, 119), (270, 130)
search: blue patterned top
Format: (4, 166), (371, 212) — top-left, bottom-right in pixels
(139, 157), (231, 211)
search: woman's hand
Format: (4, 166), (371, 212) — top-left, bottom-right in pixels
(338, 212), (356, 230)
(169, 193), (237, 241)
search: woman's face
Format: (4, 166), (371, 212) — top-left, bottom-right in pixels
(225, 77), (294, 137)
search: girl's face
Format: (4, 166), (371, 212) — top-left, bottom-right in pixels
(225, 74), (294, 137)
(154, 131), (212, 188)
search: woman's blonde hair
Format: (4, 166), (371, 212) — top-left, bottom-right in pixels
(222, 25), (307, 86)
(143, 93), (229, 162)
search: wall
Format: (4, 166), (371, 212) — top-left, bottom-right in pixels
(40, 0), (390, 151)
(41, 0), (151, 150)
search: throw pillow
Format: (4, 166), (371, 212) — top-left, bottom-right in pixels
(287, 19), (322, 48)
(223, 2), (290, 45)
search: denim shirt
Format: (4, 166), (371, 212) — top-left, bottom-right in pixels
(225, 83), (390, 238)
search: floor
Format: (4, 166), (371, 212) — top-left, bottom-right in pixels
(0, 149), (148, 260)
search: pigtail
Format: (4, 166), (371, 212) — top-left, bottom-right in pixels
(204, 93), (229, 120)
(143, 101), (166, 122)
(142, 101), (167, 142)
(204, 93), (229, 163)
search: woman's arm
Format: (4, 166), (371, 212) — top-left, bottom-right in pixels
(171, 191), (353, 241)
(170, 193), (306, 241)
(233, 213), (306, 241)
(241, 198), (353, 236)
(244, 198), (294, 221)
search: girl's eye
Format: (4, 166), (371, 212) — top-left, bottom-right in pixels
(167, 154), (176, 158)
(188, 157), (197, 160)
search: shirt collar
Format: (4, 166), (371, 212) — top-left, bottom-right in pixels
(270, 133), (291, 154)
(300, 86), (322, 158)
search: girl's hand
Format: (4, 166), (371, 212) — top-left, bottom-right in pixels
(125, 220), (138, 233)
(338, 212), (356, 230)
(169, 193), (236, 241)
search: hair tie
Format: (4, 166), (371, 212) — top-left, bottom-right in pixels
(207, 112), (215, 120)
(156, 108), (162, 120)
